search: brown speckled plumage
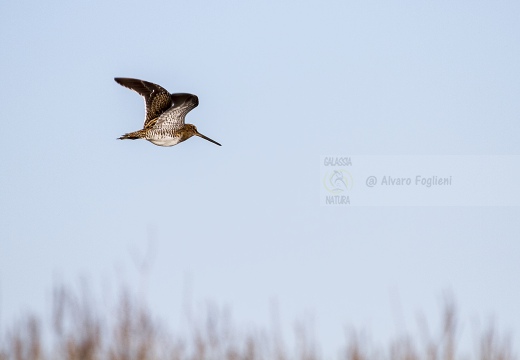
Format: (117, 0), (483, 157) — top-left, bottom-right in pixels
(115, 77), (221, 147)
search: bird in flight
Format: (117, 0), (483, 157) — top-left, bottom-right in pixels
(115, 78), (221, 147)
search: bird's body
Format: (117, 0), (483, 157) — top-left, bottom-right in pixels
(115, 78), (221, 147)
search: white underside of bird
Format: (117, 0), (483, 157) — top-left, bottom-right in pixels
(148, 137), (183, 147)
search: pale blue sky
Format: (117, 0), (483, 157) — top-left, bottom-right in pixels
(1, 0), (519, 354)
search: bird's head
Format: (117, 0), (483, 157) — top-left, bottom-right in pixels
(185, 124), (221, 146)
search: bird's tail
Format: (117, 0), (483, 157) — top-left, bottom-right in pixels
(118, 130), (144, 140)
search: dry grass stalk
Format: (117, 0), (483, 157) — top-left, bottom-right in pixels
(0, 286), (517, 360)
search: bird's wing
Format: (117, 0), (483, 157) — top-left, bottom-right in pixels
(114, 78), (173, 127)
(151, 93), (199, 130)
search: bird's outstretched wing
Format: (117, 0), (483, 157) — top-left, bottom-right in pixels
(114, 78), (173, 127)
(151, 93), (199, 130)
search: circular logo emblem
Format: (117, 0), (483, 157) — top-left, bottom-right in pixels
(323, 170), (353, 193)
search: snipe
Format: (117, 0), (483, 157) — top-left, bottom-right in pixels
(115, 77), (221, 147)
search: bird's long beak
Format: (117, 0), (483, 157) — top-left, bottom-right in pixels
(196, 132), (222, 146)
